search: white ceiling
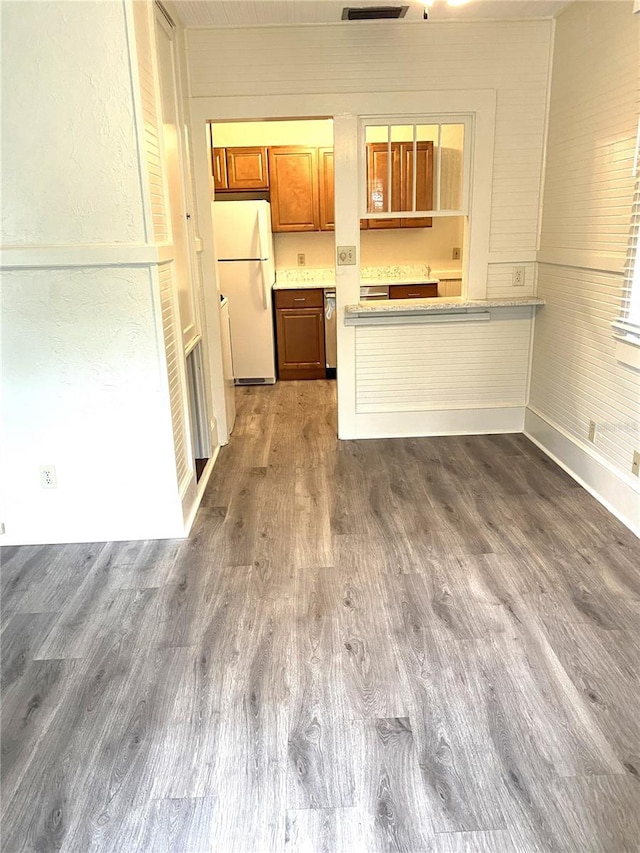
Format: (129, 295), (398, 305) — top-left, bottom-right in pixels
(174, 0), (572, 28)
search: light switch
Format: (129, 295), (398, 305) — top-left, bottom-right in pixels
(337, 245), (356, 265)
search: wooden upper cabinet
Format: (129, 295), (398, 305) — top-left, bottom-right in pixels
(212, 147), (228, 191)
(212, 146), (269, 192)
(225, 147), (269, 190)
(318, 148), (335, 231)
(365, 141), (433, 229)
(268, 146), (319, 232)
(400, 141), (433, 228)
(366, 143), (402, 229)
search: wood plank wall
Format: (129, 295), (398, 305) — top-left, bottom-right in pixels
(530, 1), (640, 480)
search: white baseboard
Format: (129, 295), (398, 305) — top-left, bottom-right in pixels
(182, 444), (221, 536)
(524, 408), (640, 539)
(346, 406), (525, 439)
(0, 516), (187, 547)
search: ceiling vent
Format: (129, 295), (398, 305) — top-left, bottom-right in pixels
(342, 5), (409, 20)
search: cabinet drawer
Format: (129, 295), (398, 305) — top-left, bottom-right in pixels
(389, 283), (438, 300)
(274, 288), (324, 309)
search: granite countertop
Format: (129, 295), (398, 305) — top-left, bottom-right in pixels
(273, 264), (444, 290)
(273, 268), (335, 290)
(345, 296), (545, 316)
(273, 280), (333, 291)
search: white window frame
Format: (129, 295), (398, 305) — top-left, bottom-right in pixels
(612, 118), (640, 369)
(359, 114), (473, 220)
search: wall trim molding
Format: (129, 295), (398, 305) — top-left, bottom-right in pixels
(343, 405), (525, 440)
(537, 249), (624, 276)
(488, 252), (538, 264)
(524, 407), (640, 539)
(0, 243), (177, 269)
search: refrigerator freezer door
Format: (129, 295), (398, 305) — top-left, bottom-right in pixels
(213, 200), (270, 260)
(217, 261), (276, 383)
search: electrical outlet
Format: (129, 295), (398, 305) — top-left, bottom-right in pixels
(40, 465), (57, 488)
(297, 253), (306, 267)
(0, 522), (5, 535)
(632, 451), (640, 477)
(452, 247), (461, 260)
(512, 266), (526, 287)
(337, 245), (356, 265)
(588, 421), (596, 443)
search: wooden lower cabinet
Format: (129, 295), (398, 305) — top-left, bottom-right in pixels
(274, 289), (326, 380)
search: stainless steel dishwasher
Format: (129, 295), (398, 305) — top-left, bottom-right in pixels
(324, 289), (337, 373)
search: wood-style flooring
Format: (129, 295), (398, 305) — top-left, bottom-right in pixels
(2, 380), (640, 852)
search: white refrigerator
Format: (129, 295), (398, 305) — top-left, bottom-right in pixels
(213, 200), (276, 384)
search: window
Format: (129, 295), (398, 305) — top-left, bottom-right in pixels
(360, 116), (472, 220)
(613, 119), (640, 367)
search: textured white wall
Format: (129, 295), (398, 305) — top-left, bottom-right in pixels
(1, 1), (146, 247)
(528, 1), (640, 531)
(1, 267), (181, 543)
(0, 0), (187, 544)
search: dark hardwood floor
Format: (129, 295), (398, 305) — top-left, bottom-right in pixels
(2, 380), (640, 852)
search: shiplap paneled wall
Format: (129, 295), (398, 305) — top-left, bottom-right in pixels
(132, 2), (202, 510)
(132, 0), (169, 242)
(529, 2), (640, 494)
(159, 262), (192, 492)
(187, 19), (551, 294)
(355, 308), (533, 413)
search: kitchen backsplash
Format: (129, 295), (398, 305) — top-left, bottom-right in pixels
(361, 264), (431, 282)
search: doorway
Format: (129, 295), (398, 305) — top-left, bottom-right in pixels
(207, 118), (338, 441)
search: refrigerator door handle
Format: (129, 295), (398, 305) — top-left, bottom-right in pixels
(259, 260), (269, 310)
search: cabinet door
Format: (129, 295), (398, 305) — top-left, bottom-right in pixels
(269, 147), (319, 232)
(400, 141), (433, 228)
(276, 307), (326, 380)
(366, 143), (402, 229)
(319, 148), (334, 231)
(212, 147), (228, 191)
(226, 146), (269, 190)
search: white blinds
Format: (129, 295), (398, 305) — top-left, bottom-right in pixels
(613, 119), (640, 342)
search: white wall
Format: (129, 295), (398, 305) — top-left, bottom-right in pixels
(528, 1), (640, 535)
(273, 219), (464, 272)
(1, 1), (146, 248)
(0, 0), (195, 544)
(1, 266), (182, 544)
(211, 118), (334, 147)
